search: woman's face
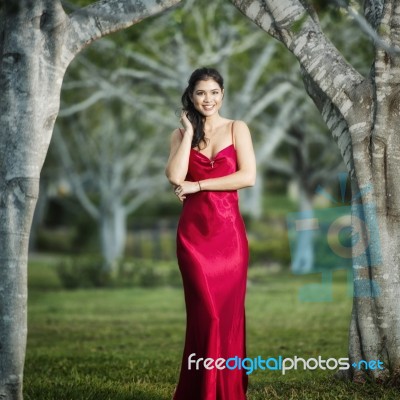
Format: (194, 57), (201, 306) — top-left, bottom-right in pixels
(191, 79), (224, 117)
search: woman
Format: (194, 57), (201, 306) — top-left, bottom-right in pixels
(165, 67), (256, 400)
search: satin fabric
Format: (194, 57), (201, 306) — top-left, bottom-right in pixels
(173, 143), (249, 400)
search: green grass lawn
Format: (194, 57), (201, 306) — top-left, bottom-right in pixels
(25, 262), (398, 399)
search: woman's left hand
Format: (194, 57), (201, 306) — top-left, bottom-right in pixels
(174, 181), (201, 202)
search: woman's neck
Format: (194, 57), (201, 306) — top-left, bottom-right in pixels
(203, 113), (222, 133)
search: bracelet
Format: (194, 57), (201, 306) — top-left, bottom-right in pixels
(198, 181), (202, 191)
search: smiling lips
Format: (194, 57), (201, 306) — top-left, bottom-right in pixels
(203, 105), (215, 111)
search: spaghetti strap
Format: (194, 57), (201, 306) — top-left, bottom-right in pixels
(231, 121), (236, 149)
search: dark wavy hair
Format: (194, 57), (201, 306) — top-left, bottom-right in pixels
(181, 67), (224, 149)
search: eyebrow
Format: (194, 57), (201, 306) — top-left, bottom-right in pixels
(195, 88), (221, 92)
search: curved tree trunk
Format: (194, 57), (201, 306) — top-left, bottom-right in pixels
(230, 0), (399, 383)
(0, 1), (181, 398)
(0, 3), (67, 397)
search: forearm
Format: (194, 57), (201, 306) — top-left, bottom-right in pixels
(199, 170), (255, 191)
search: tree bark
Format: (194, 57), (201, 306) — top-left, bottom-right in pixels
(0, 1), (181, 398)
(290, 179), (316, 274)
(99, 202), (127, 271)
(230, 0), (399, 383)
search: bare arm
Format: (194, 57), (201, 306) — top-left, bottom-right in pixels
(175, 121), (256, 201)
(165, 111), (196, 185)
(165, 129), (193, 186)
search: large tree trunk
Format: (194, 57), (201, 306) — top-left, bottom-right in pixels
(0, 3), (66, 397)
(0, 181), (38, 399)
(230, 0), (397, 383)
(0, 1), (181, 398)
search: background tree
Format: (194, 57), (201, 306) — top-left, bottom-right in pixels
(230, 0), (399, 384)
(265, 98), (345, 273)
(54, 102), (167, 270)
(0, 1), (181, 399)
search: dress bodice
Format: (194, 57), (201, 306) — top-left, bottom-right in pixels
(186, 144), (238, 181)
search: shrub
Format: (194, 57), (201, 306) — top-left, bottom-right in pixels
(249, 237), (291, 267)
(35, 228), (76, 254)
(247, 218), (292, 267)
(56, 257), (180, 289)
(137, 265), (165, 287)
(166, 267), (183, 288)
(56, 255), (111, 289)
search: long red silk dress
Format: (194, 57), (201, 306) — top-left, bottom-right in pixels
(173, 123), (249, 400)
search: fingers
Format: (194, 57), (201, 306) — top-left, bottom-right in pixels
(174, 185), (185, 202)
(179, 110), (185, 121)
(180, 110), (190, 124)
(174, 181), (198, 201)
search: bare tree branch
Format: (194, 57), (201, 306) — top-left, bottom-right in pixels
(66, 0), (182, 57)
(230, 0), (366, 120)
(53, 127), (100, 220)
(364, 0), (384, 29)
(333, 0), (398, 54)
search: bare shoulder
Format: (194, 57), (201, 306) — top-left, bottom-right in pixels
(232, 120), (252, 139)
(233, 119), (250, 130)
(233, 120), (255, 168)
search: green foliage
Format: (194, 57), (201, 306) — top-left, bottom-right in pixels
(290, 13), (309, 35)
(249, 238), (291, 267)
(378, 24), (390, 37)
(310, 0), (347, 18)
(247, 265), (280, 285)
(54, 257), (182, 289)
(28, 259), (63, 291)
(316, 2), (374, 75)
(56, 255), (111, 289)
(36, 228), (77, 254)
(118, 259), (183, 288)
(166, 267), (184, 288)
(129, 194), (182, 222)
(248, 217), (292, 267)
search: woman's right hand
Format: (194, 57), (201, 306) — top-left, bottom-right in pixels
(180, 110), (194, 135)
(174, 181), (200, 202)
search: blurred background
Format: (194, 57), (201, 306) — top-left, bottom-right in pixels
(29, 0), (372, 288)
